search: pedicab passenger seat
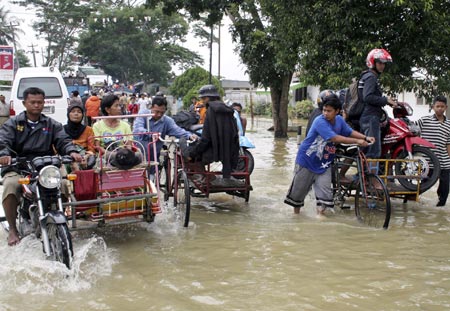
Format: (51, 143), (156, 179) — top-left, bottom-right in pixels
(73, 169), (97, 211)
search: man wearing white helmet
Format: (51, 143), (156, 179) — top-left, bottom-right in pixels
(359, 48), (397, 160)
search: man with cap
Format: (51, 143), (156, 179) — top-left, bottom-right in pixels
(186, 84), (240, 187)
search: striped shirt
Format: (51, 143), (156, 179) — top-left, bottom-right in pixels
(417, 115), (450, 169)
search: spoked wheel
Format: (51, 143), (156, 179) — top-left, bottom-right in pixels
(394, 146), (441, 193)
(158, 158), (172, 201)
(355, 174), (391, 229)
(174, 170), (191, 227)
(47, 223), (73, 269)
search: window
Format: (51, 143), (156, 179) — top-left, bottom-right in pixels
(416, 97), (425, 105)
(17, 77), (63, 99)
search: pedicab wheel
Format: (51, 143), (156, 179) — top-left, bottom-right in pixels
(47, 223), (73, 269)
(174, 170), (191, 227)
(158, 159), (171, 201)
(355, 173), (391, 229)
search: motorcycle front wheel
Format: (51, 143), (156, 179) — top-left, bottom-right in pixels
(394, 146), (441, 193)
(47, 223), (73, 269)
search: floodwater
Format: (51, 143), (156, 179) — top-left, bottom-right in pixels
(1, 118), (450, 311)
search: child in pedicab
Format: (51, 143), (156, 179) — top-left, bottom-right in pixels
(64, 101), (96, 171)
(93, 94), (142, 170)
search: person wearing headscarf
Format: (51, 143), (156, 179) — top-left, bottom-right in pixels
(64, 102), (96, 170)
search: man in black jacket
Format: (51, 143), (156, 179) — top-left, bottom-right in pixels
(0, 87), (82, 246)
(359, 48), (397, 160)
(189, 84), (240, 187)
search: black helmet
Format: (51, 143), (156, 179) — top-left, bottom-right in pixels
(198, 84), (219, 98)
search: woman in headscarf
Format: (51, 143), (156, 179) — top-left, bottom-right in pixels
(64, 102), (96, 170)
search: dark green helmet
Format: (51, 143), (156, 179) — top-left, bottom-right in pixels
(198, 84), (219, 98)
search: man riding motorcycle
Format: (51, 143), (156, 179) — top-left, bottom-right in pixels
(0, 87), (82, 246)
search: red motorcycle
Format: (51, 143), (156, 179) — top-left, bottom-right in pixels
(381, 102), (440, 192)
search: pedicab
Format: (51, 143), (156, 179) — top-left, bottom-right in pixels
(64, 114), (170, 230)
(157, 136), (253, 227)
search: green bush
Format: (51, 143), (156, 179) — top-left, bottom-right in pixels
(293, 100), (314, 119)
(253, 102), (272, 116)
(169, 67), (223, 109)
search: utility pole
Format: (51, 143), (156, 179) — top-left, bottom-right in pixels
(10, 22), (20, 71)
(209, 25), (213, 84)
(28, 43), (38, 67)
(218, 23), (221, 82)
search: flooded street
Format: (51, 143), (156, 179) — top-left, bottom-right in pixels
(1, 118), (450, 310)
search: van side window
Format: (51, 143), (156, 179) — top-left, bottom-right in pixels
(18, 77), (63, 99)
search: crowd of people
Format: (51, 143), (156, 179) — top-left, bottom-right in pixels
(285, 48), (450, 216)
(1, 47), (448, 246)
(0, 83), (244, 246)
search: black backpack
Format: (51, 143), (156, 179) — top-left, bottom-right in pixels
(344, 70), (369, 121)
(171, 110), (199, 130)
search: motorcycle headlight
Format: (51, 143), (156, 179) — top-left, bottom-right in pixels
(408, 124), (421, 136)
(39, 165), (61, 189)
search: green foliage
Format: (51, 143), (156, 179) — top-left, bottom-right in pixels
(169, 66), (223, 107)
(16, 49), (31, 68)
(77, 5), (202, 85)
(293, 0), (450, 99)
(147, 0), (450, 136)
(253, 102), (272, 117)
(0, 6), (23, 46)
(15, 0), (93, 69)
(291, 100), (314, 119)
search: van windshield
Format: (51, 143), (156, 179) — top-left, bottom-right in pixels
(17, 77), (63, 99)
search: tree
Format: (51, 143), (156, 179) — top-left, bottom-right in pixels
(147, 0), (305, 137)
(169, 66), (222, 107)
(14, 0), (94, 69)
(16, 49), (31, 68)
(147, 0), (450, 137)
(293, 0), (450, 100)
(0, 6), (23, 47)
(78, 5), (203, 84)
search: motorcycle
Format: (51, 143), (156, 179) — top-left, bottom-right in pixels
(381, 102), (440, 192)
(1, 154), (75, 269)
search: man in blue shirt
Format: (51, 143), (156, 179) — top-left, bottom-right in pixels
(133, 95), (197, 161)
(285, 94), (374, 215)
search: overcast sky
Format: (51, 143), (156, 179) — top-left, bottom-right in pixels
(5, 1), (249, 81)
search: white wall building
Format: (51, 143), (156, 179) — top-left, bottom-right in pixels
(220, 78), (446, 120)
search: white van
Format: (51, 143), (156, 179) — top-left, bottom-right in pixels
(10, 66), (70, 124)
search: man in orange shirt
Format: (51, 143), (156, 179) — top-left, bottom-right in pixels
(85, 92), (101, 126)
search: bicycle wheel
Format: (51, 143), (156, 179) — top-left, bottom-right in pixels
(174, 170), (191, 228)
(47, 223), (73, 269)
(355, 173), (391, 229)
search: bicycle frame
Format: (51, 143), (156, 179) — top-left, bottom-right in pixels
(333, 145), (391, 229)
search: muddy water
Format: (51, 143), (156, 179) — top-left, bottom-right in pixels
(1, 117), (450, 311)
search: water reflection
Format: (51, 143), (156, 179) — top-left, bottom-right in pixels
(0, 117), (450, 310)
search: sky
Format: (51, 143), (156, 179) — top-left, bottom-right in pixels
(4, 1), (249, 81)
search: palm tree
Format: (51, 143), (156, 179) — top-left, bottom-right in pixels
(0, 6), (23, 47)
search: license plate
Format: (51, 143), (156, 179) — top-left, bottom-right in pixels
(43, 106), (55, 114)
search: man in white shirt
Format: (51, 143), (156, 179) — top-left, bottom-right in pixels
(137, 93), (150, 111)
(0, 94), (10, 127)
